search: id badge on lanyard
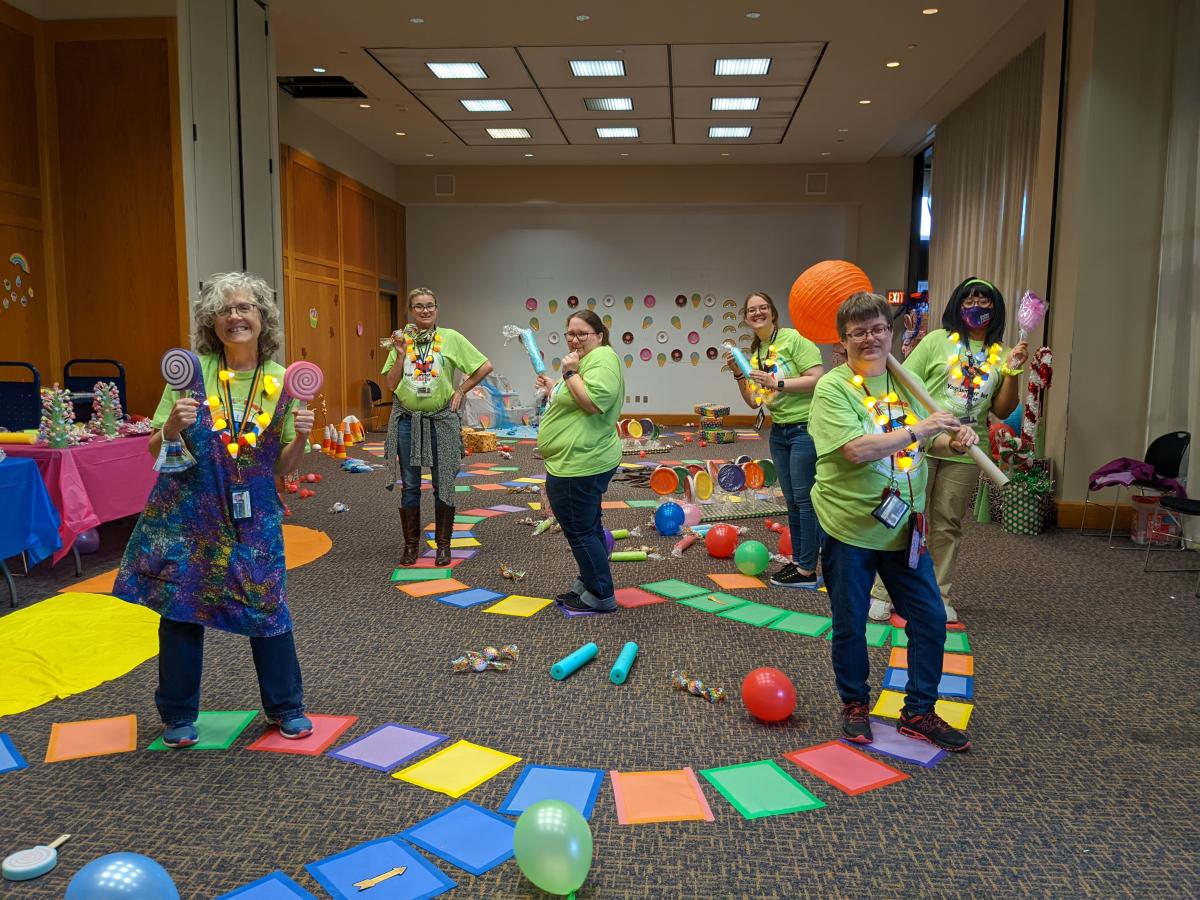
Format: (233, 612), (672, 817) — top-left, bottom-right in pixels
(230, 488), (252, 520)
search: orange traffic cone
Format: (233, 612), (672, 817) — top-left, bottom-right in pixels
(335, 433), (347, 459)
(322, 424), (335, 454)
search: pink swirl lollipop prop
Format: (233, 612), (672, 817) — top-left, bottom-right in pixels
(1017, 290), (1047, 343)
(284, 361), (324, 401)
(161, 348), (200, 391)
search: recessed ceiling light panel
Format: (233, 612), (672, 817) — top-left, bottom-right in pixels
(584, 97), (633, 111)
(714, 57), (771, 76)
(886, 61), (901, 68)
(427, 62), (487, 79)
(486, 127), (531, 139)
(709, 126), (752, 138)
(570, 59), (626, 77)
(461, 99), (512, 112)
(597, 126), (638, 138)
(312, 66), (326, 73)
(711, 97), (760, 111)
(858, 99), (872, 105)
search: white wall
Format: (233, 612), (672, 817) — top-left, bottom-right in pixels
(405, 204), (857, 413)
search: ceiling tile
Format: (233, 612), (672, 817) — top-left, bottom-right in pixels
(368, 47), (534, 91)
(517, 44), (670, 88)
(541, 86), (672, 120)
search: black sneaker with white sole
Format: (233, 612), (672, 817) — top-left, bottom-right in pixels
(769, 564), (823, 590)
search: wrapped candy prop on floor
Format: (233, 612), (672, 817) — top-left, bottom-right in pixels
(452, 644), (519, 673)
(671, 670), (727, 704)
(500, 563), (526, 581)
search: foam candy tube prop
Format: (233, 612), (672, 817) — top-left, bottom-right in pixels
(610, 528), (630, 539)
(671, 533), (699, 557)
(723, 341), (753, 378)
(503, 324), (546, 375)
(609, 642), (639, 685)
(551, 642), (598, 680)
(0, 432), (37, 444)
(610, 550), (647, 562)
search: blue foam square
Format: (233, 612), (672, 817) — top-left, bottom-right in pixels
(399, 800), (515, 876)
(882, 667), (974, 699)
(216, 871), (317, 899)
(425, 531), (474, 539)
(0, 734), (28, 774)
(499, 764), (605, 819)
(435, 588), (505, 608)
(305, 838), (454, 900)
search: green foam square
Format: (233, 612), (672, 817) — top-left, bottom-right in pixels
(454, 515), (486, 524)
(626, 499), (661, 508)
(640, 579), (708, 600)
(678, 592), (749, 613)
(826, 622), (890, 647)
(454, 485), (472, 492)
(717, 602), (788, 627)
(944, 631), (971, 653)
(391, 567), (453, 582)
(147, 710), (257, 751)
(700, 760), (825, 819)
(492, 466), (521, 472)
(769, 611), (833, 637)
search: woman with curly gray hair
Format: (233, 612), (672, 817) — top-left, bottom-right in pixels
(113, 272), (316, 749)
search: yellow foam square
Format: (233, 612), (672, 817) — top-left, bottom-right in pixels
(513, 477), (545, 484)
(483, 594), (554, 617)
(425, 537), (482, 549)
(528, 502), (541, 510)
(392, 739), (521, 798)
(870, 690), (973, 730)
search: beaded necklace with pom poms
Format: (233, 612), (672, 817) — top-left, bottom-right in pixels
(204, 356), (280, 466)
(750, 328), (779, 406)
(405, 326), (442, 382)
(849, 370), (921, 475)
(945, 331), (1002, 417)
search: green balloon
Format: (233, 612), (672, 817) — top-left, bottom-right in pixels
(513, 800), (593, 896)
(734, 539), (770, 576)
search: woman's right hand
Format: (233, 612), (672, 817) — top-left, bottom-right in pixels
(162, 397), (200, 441)
(534, 373), (554, 393)
(915, 410), (962, 440)
(722, 351), (741, 377)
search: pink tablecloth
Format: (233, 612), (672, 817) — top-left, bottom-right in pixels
(3, 436), (157, 564)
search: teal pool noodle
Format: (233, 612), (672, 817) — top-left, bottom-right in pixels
(551, 642), (599, 680)
(609, 641), (639, 684)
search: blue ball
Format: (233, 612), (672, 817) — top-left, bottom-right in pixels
(65, 853), (179, 900)
(654, 501), (685, 536)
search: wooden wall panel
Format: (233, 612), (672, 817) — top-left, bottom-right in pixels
(53, 32), (182, 415)
(0, 20), (38, 189)
(341, 283), (381, 415)
(286, 277), (340, 424)
(375, 203), (398, 281)
(340, 183), (375, 275)
(290, 161), (338, 264)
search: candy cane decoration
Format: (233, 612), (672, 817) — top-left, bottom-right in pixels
(1022, 347), (1053, 448)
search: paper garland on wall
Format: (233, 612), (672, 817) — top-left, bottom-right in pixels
(624, 296), (634, 310)
(671, 348), (683, 362)
(704, 295), (717, 307)
(623, 353), (633, 368)
(722, 311), (738, 321)
(722, 325), (738, 334)
(702, 315), (713, 328)
(690, 351), (700, 366)
(602, 314), (612, 328)
(671, 315), (682, 329)
(587, 297), (596, 310)
(657, 352), (667, 367)
(528, 317), (540, 331)
(9, 253), (29, 273)
(692, 293), (702, 307)
(642, 316), (653, 329)
(567, 296), (579, 308)
(675, 294), (687, 307)
(706, 347), (719, 360)
(603, 295), (615, 307)
(655, 330), (668, 344)
(551, 357), (561, 370)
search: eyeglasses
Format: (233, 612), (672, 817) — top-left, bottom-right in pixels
(745, 306), (771, 316)
(216, 303), (258, 318)
(962, 298), (994, 309)
(410, 303), (437, 312)
(845, 324), (891, 342)
(564, 331), (597, 340)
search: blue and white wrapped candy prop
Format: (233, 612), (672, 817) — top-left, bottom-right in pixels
(503, 324), (546, 375)
(722, 340), (753, 378)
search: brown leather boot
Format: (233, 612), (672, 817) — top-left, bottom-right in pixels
(434, 504), (455, 566)
(399, 506), (421, 566)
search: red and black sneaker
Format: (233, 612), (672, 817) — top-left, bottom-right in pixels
(841, 700), (873, 743)
(898, 710), (972, 752)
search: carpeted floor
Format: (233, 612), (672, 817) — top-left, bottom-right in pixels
(1, 433), (1198, 898)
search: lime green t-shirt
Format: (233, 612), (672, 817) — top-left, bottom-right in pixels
(752, 327), (824, 425)
(381, 327), (488, 413)
(151, 353), (296, 445)
(809, 364), (929, 551)
(905, 328), (1005, 463)
(537, 345), (624, 478)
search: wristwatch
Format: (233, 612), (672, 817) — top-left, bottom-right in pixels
(776, 379), (785, 390)
(563, 370), (578, 380)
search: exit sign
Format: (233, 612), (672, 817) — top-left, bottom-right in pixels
(886, 291), (905, 305)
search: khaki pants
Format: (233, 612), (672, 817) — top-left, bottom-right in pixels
(870, 457), (980, 606)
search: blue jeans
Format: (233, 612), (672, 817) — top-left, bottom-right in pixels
(770, 422), (822, 571)
(396, 415), (451, 510)
(156, 618), (305, 726)
(822, 534), (946, 716)
(545, 468), (618, 610)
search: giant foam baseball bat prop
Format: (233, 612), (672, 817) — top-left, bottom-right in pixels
(788, 260), (1009, 488)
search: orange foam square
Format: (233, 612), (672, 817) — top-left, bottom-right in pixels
(601, 500), (629, 509)
(399, 578), (470, 598)
(888, 647), (974, 676)
(45, 715), (138, 763)
(707, 573), (766, 590)
(609, 768), (715, 825)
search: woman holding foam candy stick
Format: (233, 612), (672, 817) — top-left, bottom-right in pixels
(114, 273), (316, 749)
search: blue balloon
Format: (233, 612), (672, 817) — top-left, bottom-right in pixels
(65, 853), (179, 900)
(654, 501), (685, 536)
(603, 528), (615, 555)
(75, 528), (101, 554)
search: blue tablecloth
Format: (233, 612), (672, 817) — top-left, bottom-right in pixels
(0, 456), (62, 566)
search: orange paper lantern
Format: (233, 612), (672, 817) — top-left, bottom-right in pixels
(788, 260), (874, 344)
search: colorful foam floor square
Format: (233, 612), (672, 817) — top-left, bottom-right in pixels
(0, 733), (29, 773)
(460, 508), (505, 517)
(882, 667), (975, 699)
(707, 573), (766, 589)
(483, 594), (554, 617)
(614, 587), (669, 608)
(216, 870), (318, 899)
(453, 514), (487, 524)
(717, 601), (788, 627)
(305, 837), (455, 900)
(500, 764), (605, 819)
(826, 622), (891, 647)
(147, 710), (257, 751)
(359, 442), (386, 458)
(398, 799), (516, 875)
(487, 504), (527, 513)
(398, 579), (470, 598)
(609, 767), (714, 825)
(870, 690), (974, 729)
(392, 739), (521, 798)
(424, 537), (482, 548)
(700, 760), (825, 819)
(850, 719), (948, 768)
(246, 714), (358, 756)
(45, 714), (138, 763)
(390, 567), (454, 582)
(769, 611), (833, 637)
(785, 741), (909, 795)
(640, 579), (709, 600)
(327, 724), (448, 772)
(410, 557), (464, 569)
(678, 592), (749, 613)
(891, 628), (972, 653)
(888, 647), (974, 676)
(435, 588), (505, 608)
(419, 548), (476, 560)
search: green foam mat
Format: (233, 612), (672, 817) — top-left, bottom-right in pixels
(700, 760), (825, 819)
(891, 629), (971, 653)
(677, 592), (750, 613)
(717, 602), (788, 627)
(391, 567), (453, 582)
(769, 611), (833, 637)
(454, 515), (486, 524)
(626, 499), (661, 508)
(640, 579), (709, 600)
(826, 622), (890, 647)
(147, 710), (257, 751)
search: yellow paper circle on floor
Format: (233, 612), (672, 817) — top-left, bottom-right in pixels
(282, 524), (333, 569)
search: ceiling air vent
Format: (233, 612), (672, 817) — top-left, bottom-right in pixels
(805, 172), (829, 196)
(434, 174), (455, 197)
(277, 75), (366, 100)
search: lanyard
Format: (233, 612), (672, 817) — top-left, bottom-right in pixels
(856, 371), (917, 507)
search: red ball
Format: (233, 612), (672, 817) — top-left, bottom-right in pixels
(305, 473), (317, 482)
(286, 483), (298, 494)
(684, 436), (693, 443)
(639, 450), (647, 458)
(705, 523), (739, 558)
(741, 667), (796, 722)
(313, 474), (322, 483)
(699, 440), (707, 447)
(779, 529), (792, 558)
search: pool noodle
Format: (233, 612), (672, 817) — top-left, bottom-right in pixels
(609, 550), (647, 562)
(550, 642), (598, 680)
(609, 642), (639, 685)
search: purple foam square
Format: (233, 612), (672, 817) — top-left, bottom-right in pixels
(844, 719), (948, 768)
(327, 723), (448, 772)
(421, 548), (480, 560)
(559, 603), (599, 618)
(488, 504), (527, 513)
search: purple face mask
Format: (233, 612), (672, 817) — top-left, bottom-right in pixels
(961, 307), (992, 330)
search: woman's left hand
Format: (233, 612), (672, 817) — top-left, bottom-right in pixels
(293, 406), (315, 437)
(947, 424), (979, 454)
(1007, 341), (1029, 370)
(748, 369), (774, 388)
(561, 351), (580, 374)
(449, 388), (464, 412)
